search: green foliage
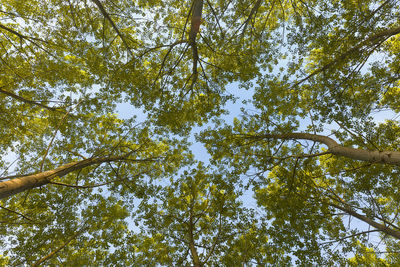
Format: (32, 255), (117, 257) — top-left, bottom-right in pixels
(1, 0), (400, 265)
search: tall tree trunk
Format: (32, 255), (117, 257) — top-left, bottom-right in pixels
(0, 155), (128, 199)
(189, 0), (203, 43)
(188, 0), (203, 89)
(260, 132), (400, 165)
(188, 209), (201, 267)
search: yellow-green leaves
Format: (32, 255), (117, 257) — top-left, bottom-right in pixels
(1, 0), (400, 265)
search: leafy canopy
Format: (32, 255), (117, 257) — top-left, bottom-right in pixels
(0, 0), (400, 265)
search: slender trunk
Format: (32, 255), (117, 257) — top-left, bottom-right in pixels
(241, 0), (262, 35)
(261, 132), (400, 165)
(188, 209), (201, 267)
(188, 0), (203, 89)
(0, 155), (127, 199)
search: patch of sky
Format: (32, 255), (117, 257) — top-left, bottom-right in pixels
(116, 99), (147, 122)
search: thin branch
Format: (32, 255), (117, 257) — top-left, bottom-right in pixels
(205, 0), (224, 35)
(181, 1), (194, 41)
(188, 204), (201, 267)
(0, 23), (59, 57)
(251, 151), (330, 160)
(31, 227), (85, 267)
(258, 0), (276, 38)
(319, 230), (380, 245)
(152, 40), (189, 88)
(90, 0), (133, 57)
(203, 210), (223, 264)
(0, 86), (59, 111)
(0, 23), (33, 41)
(40, 102), (79, 172)
(241, 0), (262, 36)
(333, 119), (370, 149)
(330, 202), (400, 240)
(139, 40), (188, 58)
(49, 171), (146, 189)
(64, 149), (87, 160)
(0, 220), (37, 225)
(293, 26), (400, 87)
(0, 205), (35, 222)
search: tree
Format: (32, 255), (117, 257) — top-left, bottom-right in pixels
(0, 0), (399, 265)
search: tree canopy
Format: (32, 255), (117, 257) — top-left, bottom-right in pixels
(1, 0), (400, 265)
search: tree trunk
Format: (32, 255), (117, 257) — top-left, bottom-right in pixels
(189, 0), (203, 42)
(0, 155), (128, 199)
(261, 132), (400, 165)
(188, 209), (201, 267)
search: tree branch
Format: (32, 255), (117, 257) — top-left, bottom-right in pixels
(49, 171), (146, 189)
(188, 0), (204, 92)
(203, 210), (223, 264)
(241, 0), (262, 36)
(188, 202), (201, 267)
(0, 205), (35, 222)
(40, 104), (78, 172)
(256, 132), (400, 165)
(0, 23), (37, 41)
(0, 86), (59, 111)
(0, 23), (58, 57)
(189, 0), (204, 43)
(0, 154), (147, 199)
(319, 229), (380, 245)
(330, 202), (400, 240)
(31, 227), (85, 266)
(294, 25), (400, 87)
(90, 0), (133, 57)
